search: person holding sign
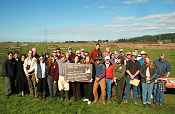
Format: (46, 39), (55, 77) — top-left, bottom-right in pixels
(93, 57), (106, 104)
(123, 52), (141, 104)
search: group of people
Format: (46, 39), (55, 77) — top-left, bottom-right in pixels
(3, 43), (171, 106)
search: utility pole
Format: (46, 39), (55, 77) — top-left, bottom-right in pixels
(43, 28), (48, 53)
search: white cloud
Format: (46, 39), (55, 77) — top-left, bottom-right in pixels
(39, 12), (175, 41)
(123, 0), (149, 4)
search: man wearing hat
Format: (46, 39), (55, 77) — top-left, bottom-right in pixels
(139, 51), (147, 66)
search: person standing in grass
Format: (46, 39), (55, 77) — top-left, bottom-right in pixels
(105, 56), (115, 101)
(3, 52), (16, 96)
(153, 53), (171, 105)
(57, 55), (70, 100)
(35, 55), (48, 98)
(69, 55), (81, 100)
(113, 56), (126, 104)
(82, 55), (93, 103)
(140, 57), (157, 105)
(93, 57), (106, 104)
(14, 51), (26, 96)
(123, 52), (141, 104)
(48, 56), (59, 97)
(23, 50), (37, 97)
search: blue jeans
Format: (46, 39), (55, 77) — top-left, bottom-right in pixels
(106, 79), (112, 98)
(142, 82), (153, 104)
(123, 77), (139, 100)
(153, 83), (164, 105)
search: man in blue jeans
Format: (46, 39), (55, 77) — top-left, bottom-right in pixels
(140, 57), (157, 105)
(153, 53), (171, 105)
(123, 52), (141, 104)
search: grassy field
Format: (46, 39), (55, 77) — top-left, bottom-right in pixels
(0, 42), (175, 114)
(0, 77), (175, 114)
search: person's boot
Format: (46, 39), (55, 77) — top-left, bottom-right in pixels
(93, 96), (98, 104)
(59, 90), (64, 101)
(102, 97), (106, 104)
(29, 89), (34, 97)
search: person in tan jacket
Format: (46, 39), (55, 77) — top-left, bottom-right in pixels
(23, 50), (37, 97)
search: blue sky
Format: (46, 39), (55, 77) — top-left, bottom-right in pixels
(0, 0), (175, 42)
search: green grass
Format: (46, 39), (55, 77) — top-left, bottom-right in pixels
(0, 77), (175, 114)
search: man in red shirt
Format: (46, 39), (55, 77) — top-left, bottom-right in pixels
(90, 43), (102, 63)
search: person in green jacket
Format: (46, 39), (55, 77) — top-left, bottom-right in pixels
(113, 56), (126, 104)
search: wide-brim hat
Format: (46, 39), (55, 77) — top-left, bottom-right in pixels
(126, 52), (132, 55)
(140, 51), (147, 55)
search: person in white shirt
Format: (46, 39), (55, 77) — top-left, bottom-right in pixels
(23, 50), (37, 97)
(35, 55), (48, 98)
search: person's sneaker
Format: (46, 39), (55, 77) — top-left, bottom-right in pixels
(21, 91), (24, 97)
(159, 103), (163, 106)
(143, 102), (147, 105)
(147, 102), (151, 105)
(92, 100), (98, 104)
(88, 101), (91, 105)
(134, 101), (138, 105)
(102, 101), (106, 105)
(123, 100), (128, 104)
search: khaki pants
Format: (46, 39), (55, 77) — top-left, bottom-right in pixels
(93, 78), (106, 102)
(58, 75), (69, 91)
(27, 73), (37, 97)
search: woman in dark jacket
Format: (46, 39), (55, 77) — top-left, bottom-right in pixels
(14, 52), (26, 96)
(48, 56), (59, 97)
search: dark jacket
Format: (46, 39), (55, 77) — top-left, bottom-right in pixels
(15, 58), (26, 91)
(126, 59), (141, 79)
(140, 64), (157, 83)
(4, 59), (16, 77)
(154, 59), (171, 77)
(48, 62), (59, 81)
(15, 58), (25, 79)
(36, 63), (48, 79)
